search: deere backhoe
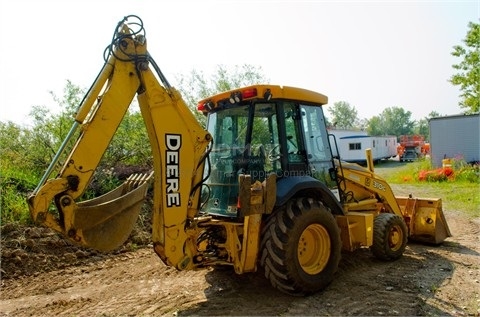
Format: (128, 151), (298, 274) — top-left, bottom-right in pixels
(28, 15), (451, 296)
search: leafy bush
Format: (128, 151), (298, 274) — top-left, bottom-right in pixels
(454, 162), (480, 183)
(418, 167), (454, 182)
(0, 169), (38, 224)
(385, 157), (479, 184)
(422, 157), (479, 183)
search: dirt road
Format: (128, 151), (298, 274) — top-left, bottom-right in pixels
(1, 200), (479, 316)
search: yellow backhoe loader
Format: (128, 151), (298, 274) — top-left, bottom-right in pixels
(28, 15), (451, 296)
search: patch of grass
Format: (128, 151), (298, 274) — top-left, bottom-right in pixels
(375, 159), (480, 218)
(0, 168), (38, 224)
(383, 159), (431, 183)
(443, 183), (480, 215)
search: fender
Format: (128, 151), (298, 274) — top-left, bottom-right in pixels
(275, 176), (344, 215)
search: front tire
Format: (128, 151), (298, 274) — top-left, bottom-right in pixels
(371, 213), (408, 261)
(260, 197), (342, 296)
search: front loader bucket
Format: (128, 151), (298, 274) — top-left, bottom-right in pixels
(396, 196), (452, 244)
(71, 172), (153, 251)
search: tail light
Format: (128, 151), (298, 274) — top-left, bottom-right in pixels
(241, 88), (257, 99)
(197, 101), (213, 112)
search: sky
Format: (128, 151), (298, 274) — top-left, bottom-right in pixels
(0, 0), (478, 126)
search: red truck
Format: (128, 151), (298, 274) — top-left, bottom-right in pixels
(397, 135), (430, 162)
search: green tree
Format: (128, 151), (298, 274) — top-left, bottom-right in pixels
(327, 101), (359, 129)
(0, 122), (29, 172)
(450, 21), (480, 113)
(175, 64), (269, 126)
(382, 107), (414, 136)
(414, 118), (429, 139)
(0, 80), (85, 177)
(104, 109), (151, 168)
(0, 81), (85, 223)
(427, 110), (442, 118)
(366, 115), (384, 136)
(30, 81), (84, 172)
(366, 107), (414, 137)
(414, 111), (442, 140)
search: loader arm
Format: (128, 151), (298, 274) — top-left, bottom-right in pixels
(335, 159), (403, 216)
(27, 16), (212, 268)
(335, 149), (451, 244)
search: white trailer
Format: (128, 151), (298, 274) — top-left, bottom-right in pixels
(429, 114), (480, 167)
(371, 136), (398, 161)
(329, 130), (397, 164)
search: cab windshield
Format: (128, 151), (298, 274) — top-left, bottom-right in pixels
(203, 103), (279, 217)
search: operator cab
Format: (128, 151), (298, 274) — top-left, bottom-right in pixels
(197, 85), (338, 217)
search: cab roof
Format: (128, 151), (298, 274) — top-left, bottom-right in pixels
(197, 84), (328, 114)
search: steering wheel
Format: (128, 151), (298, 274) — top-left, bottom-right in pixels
(268, 144), (281, 162)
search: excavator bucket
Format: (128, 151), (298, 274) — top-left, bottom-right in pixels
(70, 173), (153, 251)
(396, 196), (452, 244)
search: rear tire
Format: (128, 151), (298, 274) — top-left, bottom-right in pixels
(260, 197), (341, 296)
(371, 213), (408, 261)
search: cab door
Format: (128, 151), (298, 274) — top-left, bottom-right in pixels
(299, 104), (337, 189)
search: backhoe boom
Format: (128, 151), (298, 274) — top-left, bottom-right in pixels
(28, 16), (212, 268)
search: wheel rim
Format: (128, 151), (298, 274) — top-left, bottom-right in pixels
(388, 224), (404, 251)
(297, 224), (331, 275)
